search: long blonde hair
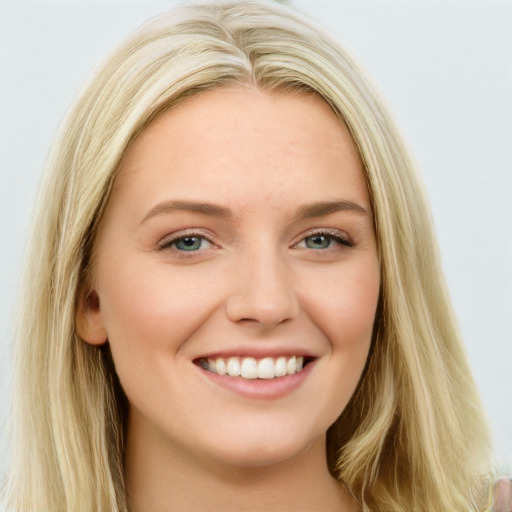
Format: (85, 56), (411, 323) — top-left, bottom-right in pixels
(3, 2), (493, 511)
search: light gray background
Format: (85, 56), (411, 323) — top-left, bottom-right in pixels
(1, 0), (511, 479)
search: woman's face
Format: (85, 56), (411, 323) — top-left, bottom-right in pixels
(78, 87), (380, 469)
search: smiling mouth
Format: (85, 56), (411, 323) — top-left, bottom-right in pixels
(195, 355), (314, 380)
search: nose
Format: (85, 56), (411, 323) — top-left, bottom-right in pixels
(225, 245), (299, 327)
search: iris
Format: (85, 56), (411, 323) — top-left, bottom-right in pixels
(305, 234), (334, 249)
(175, 236), (203, 251)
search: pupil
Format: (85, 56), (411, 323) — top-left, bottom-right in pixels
(177, 237), (201, 250)
(306, 235), (329, 249)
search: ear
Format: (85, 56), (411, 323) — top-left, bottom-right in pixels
(75, 287), (108, 346)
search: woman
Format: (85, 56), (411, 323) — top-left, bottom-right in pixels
(2, 1), (496, 511)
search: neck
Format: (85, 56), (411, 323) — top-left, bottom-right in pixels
(124, 414), (357, 512)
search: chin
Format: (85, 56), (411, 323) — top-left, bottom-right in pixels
(194, 417), (328, 471)
(210, 440), (313, 470)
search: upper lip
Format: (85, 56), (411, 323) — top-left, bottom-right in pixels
(193, 347), (319, 360)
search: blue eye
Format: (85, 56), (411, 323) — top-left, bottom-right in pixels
(158, 231), (215, 255)
(300, 232), (352, 250)
(304, 234), (333, 249)
(173, 236), (207, 251)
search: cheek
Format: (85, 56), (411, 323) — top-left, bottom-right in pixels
(96, 260), (222, 368)
(298, 259), (379, 412)
(301, 258), (380, 351)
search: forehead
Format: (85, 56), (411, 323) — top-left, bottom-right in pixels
(109, 86), (369, 218)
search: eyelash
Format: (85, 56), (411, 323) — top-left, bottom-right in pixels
(157, 230), (214, 253)
(294, 229), (353, 250)
(158, 228), (352, 256)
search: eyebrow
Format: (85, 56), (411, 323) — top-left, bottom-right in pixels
(141, 198), (368, 225)
(141, 200), (232, 224)
(294, 200), (369, 220)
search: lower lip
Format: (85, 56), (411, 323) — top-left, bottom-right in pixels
(197, 361), (316, 400)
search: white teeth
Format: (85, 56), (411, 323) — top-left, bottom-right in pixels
(257, 357), (274, 379)
(274, 356), (287, 377)
(240, 357), (258, 379)
(216, 358), (226, 376)
(201, 355), (308, 379)
(226, 357), (241, 376)
(287, 356), (297, 375)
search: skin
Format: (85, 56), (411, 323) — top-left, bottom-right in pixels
(77, 87), (380, 511)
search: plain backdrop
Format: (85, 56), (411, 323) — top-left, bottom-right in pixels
(1, 0), (511, 480)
